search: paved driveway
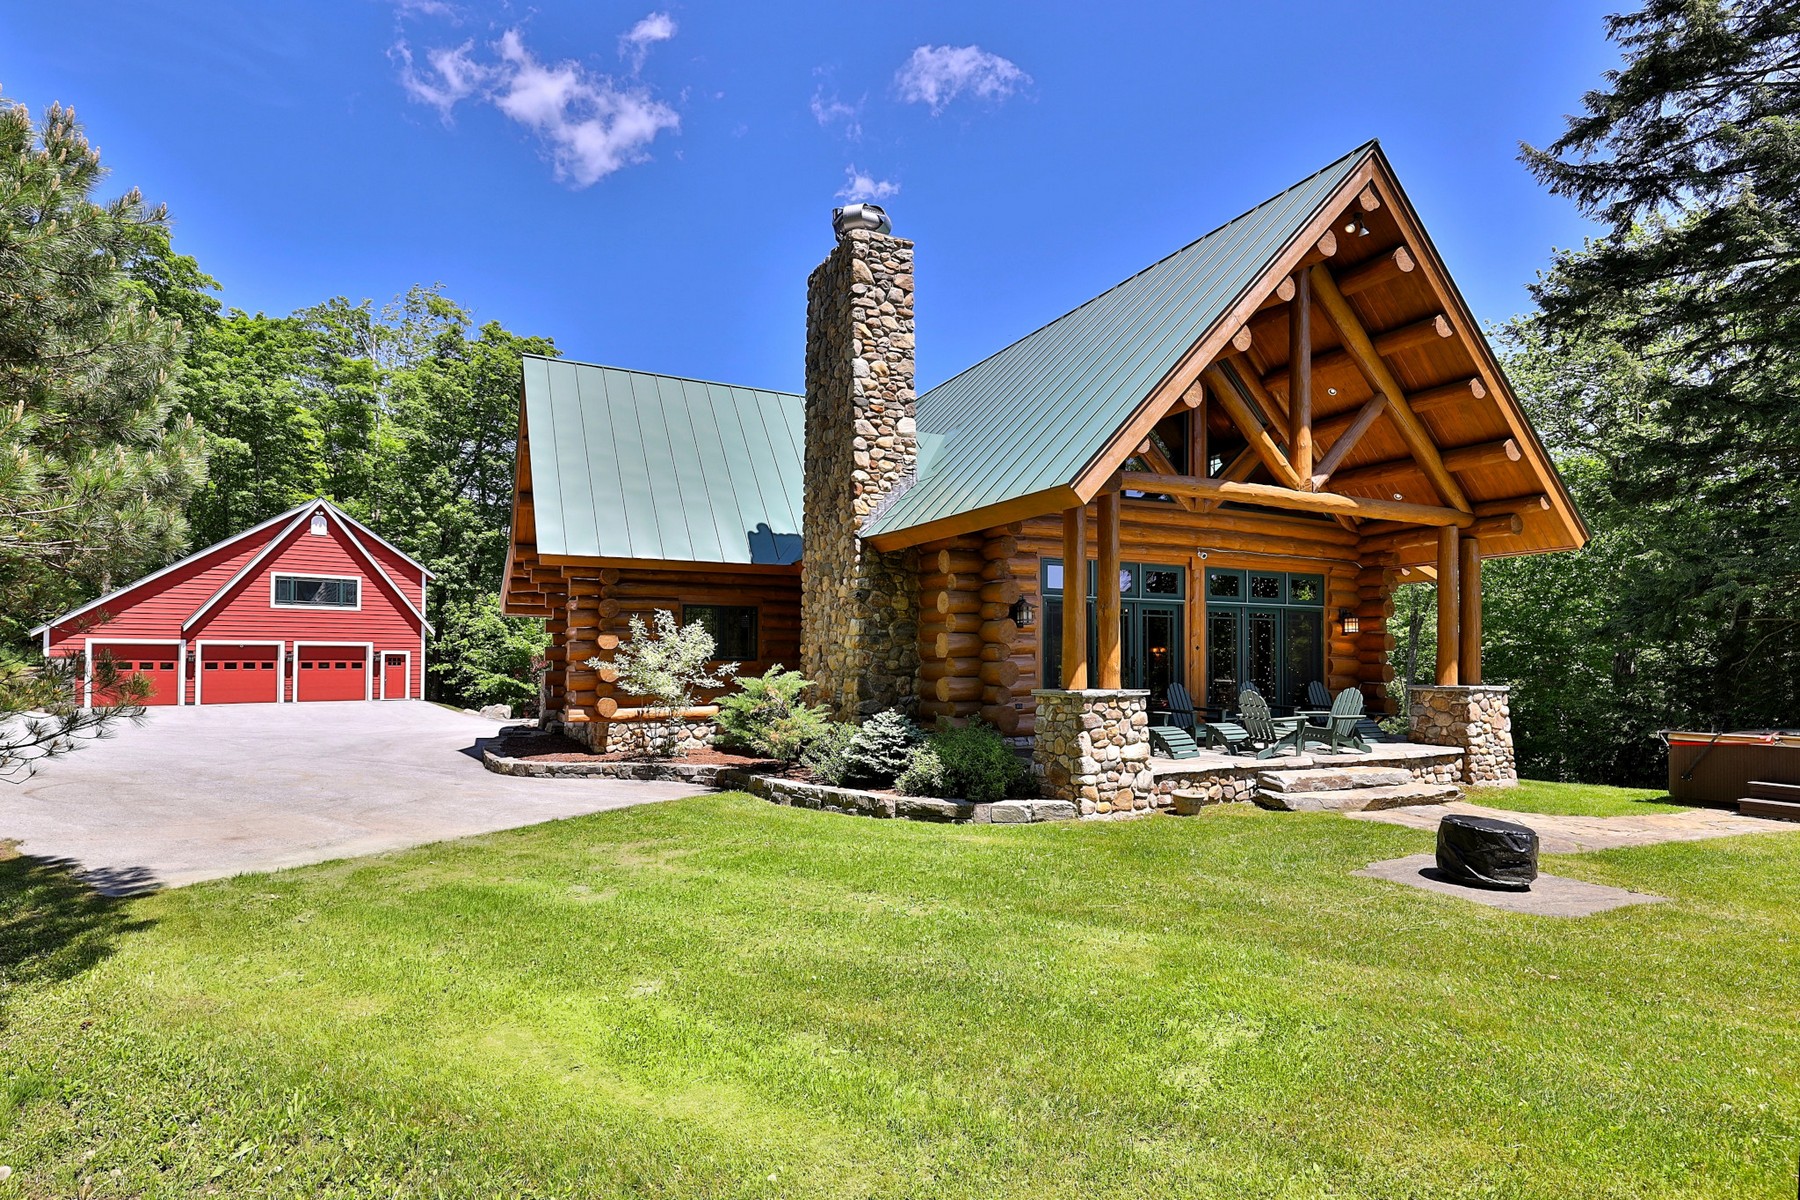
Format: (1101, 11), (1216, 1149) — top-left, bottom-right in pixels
(4, 702), (700, 893)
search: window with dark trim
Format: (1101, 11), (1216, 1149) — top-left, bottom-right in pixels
(684, 604), (758, 660)
(274, 576), (359, 607)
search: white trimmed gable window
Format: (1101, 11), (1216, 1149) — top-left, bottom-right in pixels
(273, 575), (359, 608)
(309, 512), (328, 536)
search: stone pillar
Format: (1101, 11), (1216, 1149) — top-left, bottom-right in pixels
(1408, 683), (1517, 787)
(1031, 689), (1153, 816)
(801, 225), (920, 720)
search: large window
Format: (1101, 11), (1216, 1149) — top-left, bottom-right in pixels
(684, 604), (758, 660)
(1203, 568), (1324, 712)
(273, 575), (359, 608)
(1040, 559), (1184, 707)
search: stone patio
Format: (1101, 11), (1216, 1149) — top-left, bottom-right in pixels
(1150, 741), (1463, 812)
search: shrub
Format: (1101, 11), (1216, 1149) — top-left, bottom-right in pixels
(599, 609), (738, 757)
(715, 665), (831, 761)
(800, 721), (857, 785)
(843, 709), (924, 786)
(896, 719), (1036, 803)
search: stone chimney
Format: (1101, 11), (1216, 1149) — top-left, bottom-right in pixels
(800, 218), (920, 720)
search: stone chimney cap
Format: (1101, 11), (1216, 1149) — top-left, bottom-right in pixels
(832, 202), (891, 237)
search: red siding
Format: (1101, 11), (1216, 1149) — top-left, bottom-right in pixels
(42, 506), (426, 704)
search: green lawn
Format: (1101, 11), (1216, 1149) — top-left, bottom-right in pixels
(1465, 778), (1692, 817)
(2, 786), (1797, 1198)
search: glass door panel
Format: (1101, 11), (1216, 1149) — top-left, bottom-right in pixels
(1138, 603), (1181, 710)
(1206, 609), (1241, 712)
(1282, 609), (1324, 709)
(1247, 609), (1280, 702)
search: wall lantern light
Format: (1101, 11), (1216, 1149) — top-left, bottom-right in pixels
(1010, 596), (1037, 630)
(1339, 608), (1361, 636)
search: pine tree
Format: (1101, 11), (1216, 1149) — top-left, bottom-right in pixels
(0, 93), (208, 631)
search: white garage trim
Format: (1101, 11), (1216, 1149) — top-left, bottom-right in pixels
(193, 639), (288, 706)
(378, 649), (413, 700)
(292, 640), (375, 702)
(82, 637), (186, 709)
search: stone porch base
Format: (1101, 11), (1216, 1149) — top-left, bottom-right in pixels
(1148, 742), (1464, 814)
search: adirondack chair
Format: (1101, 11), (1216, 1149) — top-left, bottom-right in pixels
(1199, 719), (1253, 755)
(1307, 685), (1371, 754)
(1303, 681), (1389, 745)
(1151, 681), (1197, 732)
(1237, 689), (1310, 759)
(1149, 725), (1202, 760)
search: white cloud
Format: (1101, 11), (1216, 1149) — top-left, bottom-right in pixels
(836, 165), (899, 202)
(392, 26), (680, 187)
(391, 39), (490, 119)
(894, 44), (1029, 115)
(810, 87), (861, 140)
(390, 0), (460, 19)
(619, 12), (676, 70)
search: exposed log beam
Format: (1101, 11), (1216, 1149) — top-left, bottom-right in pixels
(1460, 535), (1483, 684)
(1356, 512), (1521, 554)
(1226, 350), (1291, 434)
(1357, 184), (1382, 212)
(1331, 438), (1521, 492)
(1308, 393), (1388, 489)
(1180, 378), (1206, 409)
(1201, 362), (1304, 490)
(1060, 506), (1088, 689)
(1289, 269), (1313, 481)
(1309, 264), (1473, 512)
(1133, 439), (1200, 512)
(1096, 491), (1122, 689)
(1253, 275), (1297, 314)
(1262, 313), (1454, 398)
(1475, 493), (1550, 516)
(1436, 527), (1460, 685)
(1337, 246), (1415, 297)
(1231, 326), (1254, 353)
(1408, 376), (1487, 416)
(1117, 471), (1475, 527)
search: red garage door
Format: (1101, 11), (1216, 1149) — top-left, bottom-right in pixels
(296, 645), (368, 702)
(198, 644), (281, 704)
(90, 643), (182, 706)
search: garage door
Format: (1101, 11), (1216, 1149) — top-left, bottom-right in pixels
(90, 644), (182, 706)
(296, 645), (368, 702)
(198, 644), (281, 704)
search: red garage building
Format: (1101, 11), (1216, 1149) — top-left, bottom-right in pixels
(31, 499), (431, 706)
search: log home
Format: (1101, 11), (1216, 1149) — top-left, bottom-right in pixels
(501, 141), (1585, 797)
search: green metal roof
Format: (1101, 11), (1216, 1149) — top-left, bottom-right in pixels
(862, 141), (1376, 538)
(522, 356), (804, 565)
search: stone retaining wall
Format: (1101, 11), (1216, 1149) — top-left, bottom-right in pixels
(1031, 689), (1153, 815)
(482, 749), (1076, 824)
(1407, 684), (1518, 786)
(1150, 746), (1464, 814)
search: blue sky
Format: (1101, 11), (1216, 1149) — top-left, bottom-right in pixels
(4, 1), (1620, 392)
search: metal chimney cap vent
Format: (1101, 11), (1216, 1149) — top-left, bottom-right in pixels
(832, 202), (891, 236)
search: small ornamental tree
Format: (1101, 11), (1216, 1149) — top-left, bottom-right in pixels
(592, 609), (737, 757)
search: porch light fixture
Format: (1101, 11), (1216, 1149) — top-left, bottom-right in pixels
(1010, 596), (1037, 630)
(1339, 608), (1361, 636)
(1343, 213), (1371, 238)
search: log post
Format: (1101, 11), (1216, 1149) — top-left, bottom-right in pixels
(1060, 506), (1089, 689)
(1459, 535), (1482, 685)
(1288, 269), (1313, 481)
(1435, 525), (1460, 686)
(1096, 490), (1122, 688)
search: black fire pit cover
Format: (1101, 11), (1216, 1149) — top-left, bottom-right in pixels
(1435, 813), (1539, 891)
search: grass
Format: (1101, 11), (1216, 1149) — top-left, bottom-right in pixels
(1466, 778), (1692, 817)
(1, 783), (1797, 1198)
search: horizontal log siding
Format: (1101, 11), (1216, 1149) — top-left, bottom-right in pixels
(553, 564), (800, 728)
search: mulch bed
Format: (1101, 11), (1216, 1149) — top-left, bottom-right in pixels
(489, 728), (783, 771)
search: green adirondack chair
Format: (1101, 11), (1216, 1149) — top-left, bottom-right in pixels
(1237, 689), (1310, 759)
(1149, 725), (1202, 759)
(1199, 719), (1253, 754)
(1308, 685), (1371, 754)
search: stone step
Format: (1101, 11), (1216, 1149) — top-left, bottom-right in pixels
(1257, 765), (1412, 794)
(1255, 781), (1460, 814)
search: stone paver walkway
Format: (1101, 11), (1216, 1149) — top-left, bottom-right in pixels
(1348, 800), (1800, 854)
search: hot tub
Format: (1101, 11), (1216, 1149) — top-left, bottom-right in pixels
(1663, 730), (1800, 806)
